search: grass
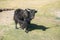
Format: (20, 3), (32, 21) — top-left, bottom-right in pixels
(0, 0), (60, 40)
(0, 24), (60, 40)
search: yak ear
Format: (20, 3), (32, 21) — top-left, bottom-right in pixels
(35, 10), (37, 13)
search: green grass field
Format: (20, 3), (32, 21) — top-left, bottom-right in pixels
(0, 0), (60, 40)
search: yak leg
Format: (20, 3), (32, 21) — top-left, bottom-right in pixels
(14, 20), (19, 29)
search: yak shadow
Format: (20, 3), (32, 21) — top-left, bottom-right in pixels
(27, 24), (49, 32)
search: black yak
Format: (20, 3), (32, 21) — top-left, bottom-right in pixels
(14, 8), (37, 33)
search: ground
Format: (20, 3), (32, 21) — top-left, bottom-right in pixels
(0, 0), (60, 40)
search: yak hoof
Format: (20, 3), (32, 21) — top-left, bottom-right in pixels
(25, 30), (29, 33)
(15, 27), (19, 29)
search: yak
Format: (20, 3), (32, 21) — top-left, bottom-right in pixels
(13, 8), (37, 33)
